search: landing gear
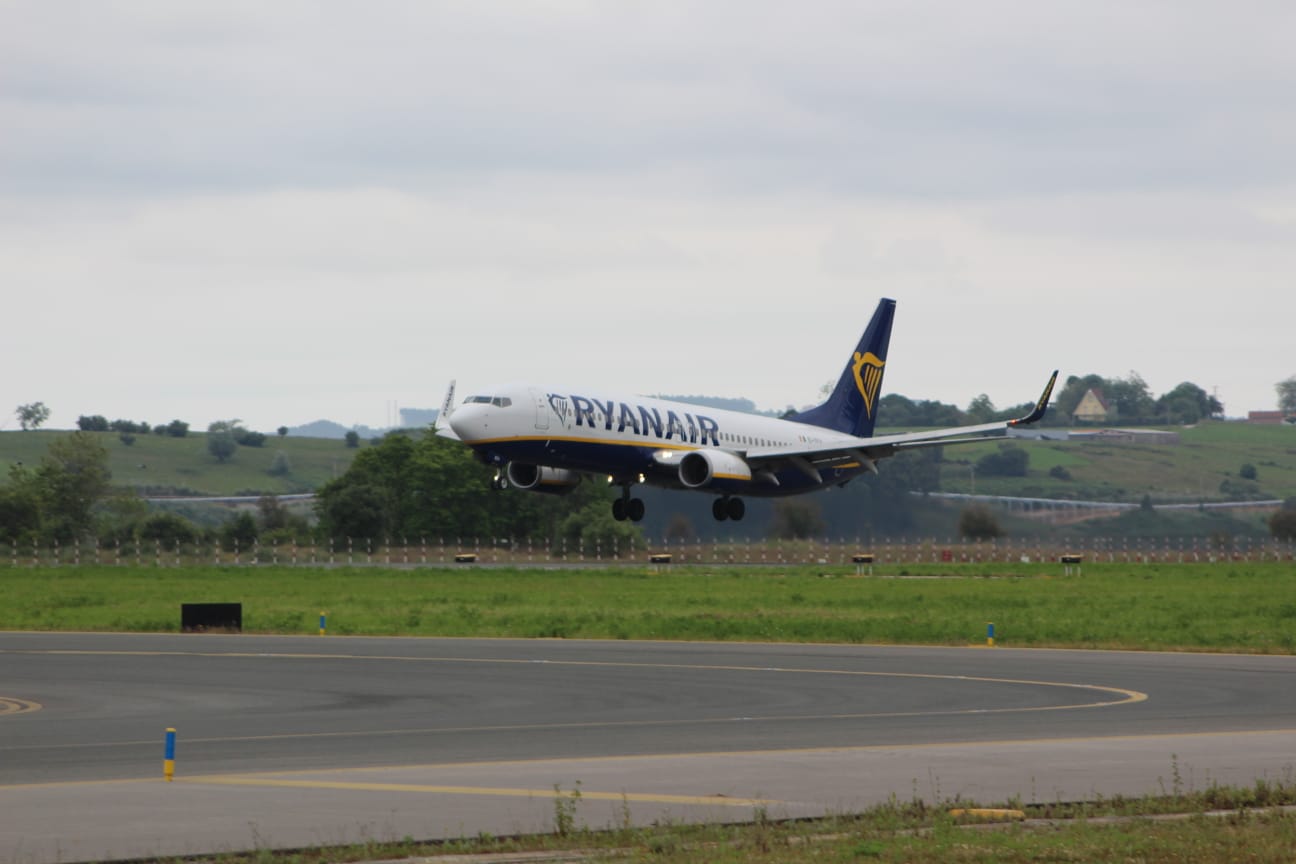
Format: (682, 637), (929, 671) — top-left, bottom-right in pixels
(490, 470), (508, 491)
(611, 486), (645, 522)
(712, 496), (745, 521)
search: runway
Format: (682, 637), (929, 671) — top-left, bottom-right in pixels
(3, 632), (1296, 862)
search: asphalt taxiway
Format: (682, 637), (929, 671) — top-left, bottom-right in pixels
(3, 632), (1295, 862)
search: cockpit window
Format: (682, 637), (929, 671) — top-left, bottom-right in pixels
(463, 395), (511, 407)
(492, 397), (511, 407)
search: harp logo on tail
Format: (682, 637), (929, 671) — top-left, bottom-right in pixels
(852, 351), (885, 418)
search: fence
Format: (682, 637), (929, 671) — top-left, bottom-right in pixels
(4, 534), (1295, 568)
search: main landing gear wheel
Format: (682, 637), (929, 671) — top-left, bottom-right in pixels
(712, 496), (745, 521)
(612, 493), (646, 522)
(490, 472), (508, 491)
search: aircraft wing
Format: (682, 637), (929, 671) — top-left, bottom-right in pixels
(743, 371), (1058, 482)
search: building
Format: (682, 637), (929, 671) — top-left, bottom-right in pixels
(1072, 388), (1110, 423)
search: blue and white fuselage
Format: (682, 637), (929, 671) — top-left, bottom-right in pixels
(439, 298), (1056, 523)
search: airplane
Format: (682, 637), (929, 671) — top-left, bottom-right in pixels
(436, 298), (1057, 523)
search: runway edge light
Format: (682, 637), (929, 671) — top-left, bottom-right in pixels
(164, 727), (176, 782)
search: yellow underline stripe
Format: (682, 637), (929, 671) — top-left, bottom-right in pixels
(183, 775), (773, 806)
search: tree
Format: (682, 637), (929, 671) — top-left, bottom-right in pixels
(1105, 372), (1155, 422)
(965, 394), (996, 424)
(1155, 382), (1222, 425)
(277, 426), (289, 438)
(15, 402), (50, 431)
(165, 419), (189, 438)
(31, 432), (113, 540)
(0, 467), (41, 543)
(221, 512), (259, 550)
(1278, 376), (1296, 415)
(344, 430), (360, 448)
(1240, 463), (1258, 481)
(77, 415), (110, 432)
(257, 495), (289, 531)
(768, 499), (827, 539)
(314, 431), (601, 544)
(206, 420), (238, 463)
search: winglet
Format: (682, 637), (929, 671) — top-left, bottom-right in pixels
(434, 380), (459, 439)
(1008, 370), (1058, 427)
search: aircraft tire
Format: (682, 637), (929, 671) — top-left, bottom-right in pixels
(612, 498), (627, 521)
(627, 498), (645, 522)
(712, 498), (729, 521)
(727, 497), (745, 521)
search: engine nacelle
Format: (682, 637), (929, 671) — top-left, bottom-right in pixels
(678, 449), (753, 489)
(506, 463), (582, 495)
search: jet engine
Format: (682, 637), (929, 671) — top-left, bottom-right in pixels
(678, 449), (753, 488)
(505, 463), (582, 495)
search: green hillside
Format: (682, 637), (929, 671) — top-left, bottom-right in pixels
(0, 430), (364, 496)
(938, 422), (1296, 503)
(2, 421), (1293, 504)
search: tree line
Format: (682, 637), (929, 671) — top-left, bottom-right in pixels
(877, 373), (1225, 429)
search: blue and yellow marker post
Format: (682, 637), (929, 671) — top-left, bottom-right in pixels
(986, 622), (995, 647)
(319, 611), (327, 636)
(164, 727), (176, 781)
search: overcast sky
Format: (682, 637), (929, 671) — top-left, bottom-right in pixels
(3, 1), (1293, 433)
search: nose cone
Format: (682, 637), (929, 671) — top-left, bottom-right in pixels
(448, 402), (496, 442)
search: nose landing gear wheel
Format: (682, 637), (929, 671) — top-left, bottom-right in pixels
(612, 494), (646, 522)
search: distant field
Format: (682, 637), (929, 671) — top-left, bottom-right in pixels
(3, 421), (1295, 503)
(0, 429), (362, 496)
(3, 561), (1295, 653)
(940, 422), (1296, 503)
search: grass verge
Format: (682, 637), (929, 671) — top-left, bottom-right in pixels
(101, 777), (1296, 863)
(3, 561), (1296, 652)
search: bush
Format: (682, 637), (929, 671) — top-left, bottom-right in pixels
(1240, 463), (1258, 481)
(268, 451), (291, 476)
(1048, 465), (1072, 481)
(976, 445), (1029, 477)
(138, 513), (199, 546)
(959, 505), (1003, 539)
(235, 429), (267, 447)
(1271, 510), (1296, 541)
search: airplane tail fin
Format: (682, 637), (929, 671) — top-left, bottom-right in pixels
(788, 298), (895, 438)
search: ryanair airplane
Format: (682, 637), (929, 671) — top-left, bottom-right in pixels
(436, 298), (1057, 523)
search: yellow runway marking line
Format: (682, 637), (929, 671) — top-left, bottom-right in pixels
(0, 696), (41, 716)
(183, 775), (774, 807)
(7, 728), (1296, 792)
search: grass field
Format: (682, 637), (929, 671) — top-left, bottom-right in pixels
(4, 420), (1295, 502)
(4, 561), (1296, 652)
(948, 422), (1296, 503)
(0, 429), (360, 496)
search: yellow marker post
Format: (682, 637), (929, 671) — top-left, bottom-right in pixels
(164, 727), (176, 782)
